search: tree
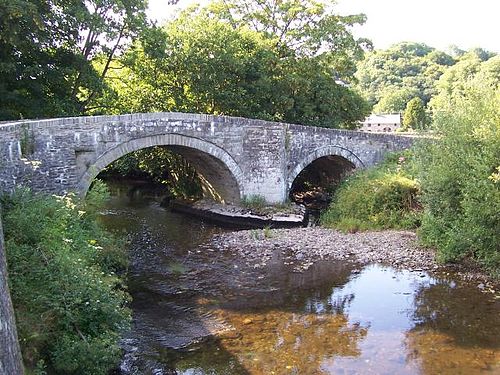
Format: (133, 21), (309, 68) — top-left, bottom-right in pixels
(373, 87), (419, 113)
(102, 0), (370, 128)
(429, 52), (499, 115)
(0, 218), (23, 375)
(102, 14), (281, 118)
(402, 97), (427, 130)
(0, 0), (148, 120)
(356, 42), (455, 108)
(215, 0), (371, 80)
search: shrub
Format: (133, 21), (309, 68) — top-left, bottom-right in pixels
(414, 80), (499, 272)
(321, 152), (422, 231)
(241, 194), (267, 211)
(1, 185), (131, 374)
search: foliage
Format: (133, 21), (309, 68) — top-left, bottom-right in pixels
(1, 185), (130, 374)
(217, 0), (371, 76)
(402, 97), (427, 130)
(105, 15), (280, 118)
(373, 87), (419, 113)
(321, 152), (422, 232)
(102, 146), (204, 200)
(414, 80), (500, 271)
(356, 42), (455, 109)
(0, 0), (148, 120)
(429, 52), (499, 115)
(241, 194), (268, 211)
(99, 0), (370, 128)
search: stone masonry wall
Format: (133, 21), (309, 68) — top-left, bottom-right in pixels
(285, 124), (415, 188)
(0, 112), (415, 203)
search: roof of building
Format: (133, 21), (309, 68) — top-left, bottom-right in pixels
(361, 113), (401, 124)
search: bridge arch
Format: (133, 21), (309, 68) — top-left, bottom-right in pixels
(77, 134), (244, 202)
(287, 145), (364, 198)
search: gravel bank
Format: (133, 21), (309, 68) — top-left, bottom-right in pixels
(205, 227), (498, 287)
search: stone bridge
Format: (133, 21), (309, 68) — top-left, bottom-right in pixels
(0, 112), (414, 203)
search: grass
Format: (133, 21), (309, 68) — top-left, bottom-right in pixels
(241, 195), (297, 215)
(321, 152), (422, 232)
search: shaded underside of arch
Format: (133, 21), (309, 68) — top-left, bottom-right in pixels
(77, 134), (244, 203)
(287, 145), (364, 190)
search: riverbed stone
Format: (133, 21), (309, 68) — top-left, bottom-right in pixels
(204, 227), (498, 285)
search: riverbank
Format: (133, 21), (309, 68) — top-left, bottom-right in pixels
(205, 227), (498, 290)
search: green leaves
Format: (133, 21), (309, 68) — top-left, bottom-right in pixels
(402, 97), (427, 130)
(321, 152), (422, 232)
(101, 0), (369, 128)
(429, 53), (500, 114)
(415, 81), (500, 272)
(0, 0), (149, 120)
(1, 0), (369, 126)
(356, 42), (455, 110)
(2, 188), (130, 373)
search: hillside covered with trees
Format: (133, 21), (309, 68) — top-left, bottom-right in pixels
(355, 42), (499, 129)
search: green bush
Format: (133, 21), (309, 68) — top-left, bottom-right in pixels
(1, 184), (130, 374)
(321, 152), (422, 232)
(241, 194), (268, 211)
(414, 80), (499, 272)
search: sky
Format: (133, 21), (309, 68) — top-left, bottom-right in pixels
(147, 0), (500, 53)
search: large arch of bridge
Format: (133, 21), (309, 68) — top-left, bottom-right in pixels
(77, 134), (244, 203)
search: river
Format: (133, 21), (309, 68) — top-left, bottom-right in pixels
(100, 187), (499, 375)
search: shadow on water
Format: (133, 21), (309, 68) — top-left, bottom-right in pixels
(100, 183), (500, 375)
(403, 281), (500, 374)
(411, 281), (500, 349)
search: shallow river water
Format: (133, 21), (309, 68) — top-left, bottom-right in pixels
(100, 191), (499, 375)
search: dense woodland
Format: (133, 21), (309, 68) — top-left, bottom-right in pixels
(1, 0), (499, 373)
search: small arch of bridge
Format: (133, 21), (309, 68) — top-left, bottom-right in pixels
(77, 133), (244, 202)
(287, 145), (365, 192)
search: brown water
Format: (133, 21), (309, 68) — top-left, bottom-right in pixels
(100, 190), (500, 375)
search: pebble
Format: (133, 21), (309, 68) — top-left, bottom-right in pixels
(204, 228), (498, 285)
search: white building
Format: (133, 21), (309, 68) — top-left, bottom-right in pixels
(359, 114), (401, 133)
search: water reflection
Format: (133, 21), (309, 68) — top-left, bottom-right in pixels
(406, 280), (500, 374)
(100, 187), (500, 374)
